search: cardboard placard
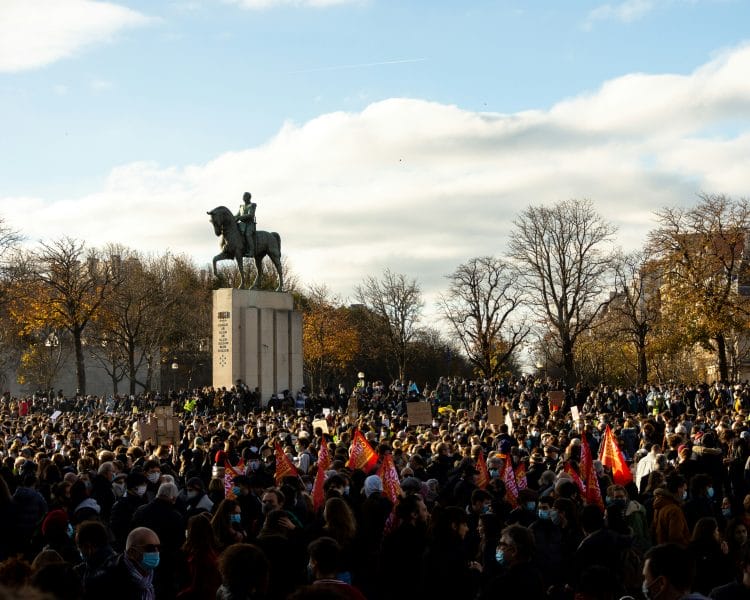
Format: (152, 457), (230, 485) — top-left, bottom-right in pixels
(50, 410), (62, 422)
(407, 402), (433, 425)
(571, 405), (580, 422)
(549, 390), (565, 411)
(347, 397), (358, 420)
(134, 419), (157, 443)
(312, 419), (329, 434)
(487, 405), (504, 425)
(157, 416), (180, 446)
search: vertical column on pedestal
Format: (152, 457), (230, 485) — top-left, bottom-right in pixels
(258, 307), (275, 404)
(289, 311), (304, 394)
(242, 307), (259, 390)
(275, 311), (290, 394)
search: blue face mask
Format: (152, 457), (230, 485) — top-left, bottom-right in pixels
(230, 513), (242, 524)
(232, 487), (241, 496)
(495, 549), (505, 565)
(525, 501), (536, 511)
(67, 523), (75, 539)
(722, 508), (732, 518)
(481, 505), (490, 514)
(707, 487), (715, 499)
(538, 509), (550, 520)
(141, 552), (160, 570)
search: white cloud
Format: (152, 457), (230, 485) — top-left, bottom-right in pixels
(223, 0), (359, 9)
(586, 0), (656, 26)
(5, 44), (750, 307)
(0, 0), (153, 73)
(90, 79), (114, 92)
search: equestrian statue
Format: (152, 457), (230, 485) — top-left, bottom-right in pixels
(207, 192), (284, 291)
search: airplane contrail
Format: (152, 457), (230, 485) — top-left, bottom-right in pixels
(291, 57), (426, 74)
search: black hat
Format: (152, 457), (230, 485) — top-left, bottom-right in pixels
(126, 472), (147, 490)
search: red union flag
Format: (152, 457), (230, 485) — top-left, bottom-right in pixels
(581, 434), (604, 510)
(346, 429), (378, 473)
(274, 441), (299, 485)
(312, 436), (331, 512)
(515, 462), (528, 491)
(476, 451), (490, 490)
(224, 459), (244, 500)
(598, 425), (633, 486)
(502, 458), (519, 509)
(564, 461), (587, 497)
(377, 453), (402, 506)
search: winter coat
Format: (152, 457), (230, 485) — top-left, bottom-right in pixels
(652, 488), (690, 546)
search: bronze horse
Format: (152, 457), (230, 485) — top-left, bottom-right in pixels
(207, 206), (283, 291)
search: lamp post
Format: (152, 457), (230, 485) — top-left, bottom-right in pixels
(45, 333), (59, 397)
(171, 360), (179, 392)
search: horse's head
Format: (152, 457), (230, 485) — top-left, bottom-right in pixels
(207, 208), (223, 237)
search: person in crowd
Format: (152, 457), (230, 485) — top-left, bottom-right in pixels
(653, 473), (691, 545)
(688, 517), (735, 596)
(85, 526), (161, 600)
(478, 524), (545, 600)
(110, 471), (148, 552)
(216, 543), (269, 600)
(131, 482), (185, 600)
(176, 513), (222, 600)
(421, 506), (480, 600)
(73, 519), (114, 591)
(710, 544), (750, 600)
(305, 537), (366, 600)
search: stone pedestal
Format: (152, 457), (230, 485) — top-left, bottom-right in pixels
(212, 288), (303, 406)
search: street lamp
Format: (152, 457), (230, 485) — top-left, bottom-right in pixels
(171, 360), (179, 391)
(45, 333), (59, 396)
(357, 372), (365, 389)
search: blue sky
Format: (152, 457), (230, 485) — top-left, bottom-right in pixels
(2, 0), (750, 310)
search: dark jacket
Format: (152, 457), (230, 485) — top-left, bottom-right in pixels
(110, 493), (147, 551)
(84, 554), (151, 600)
(478, 560), (546, 600)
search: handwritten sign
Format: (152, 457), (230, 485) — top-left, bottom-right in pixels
(407, 402), (433, 425)
(487, 405), (504, 425)
(312, 419), (329, 434)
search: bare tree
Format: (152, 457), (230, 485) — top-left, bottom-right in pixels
(508, 199), (617, 384)
(439, 256), (529, 378)
(355, 269), (423, 382)
(609, 250), (662, 385)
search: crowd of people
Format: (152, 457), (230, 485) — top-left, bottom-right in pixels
(2, 376), (750, 600)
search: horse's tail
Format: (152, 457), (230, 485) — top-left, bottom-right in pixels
(273, 232), (281, 253)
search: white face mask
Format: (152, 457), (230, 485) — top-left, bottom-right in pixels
(112, 482), (126, 498)
(147, 472), (160, 484)
(135, 484), (147, 497)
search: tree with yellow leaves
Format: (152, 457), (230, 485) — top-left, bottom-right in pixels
(302, 285), (359, 394)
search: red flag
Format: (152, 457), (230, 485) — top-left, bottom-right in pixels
(378, 453), (403, 534)
(581, 434), (604, 510)
(564, 461), (587, 497)
(224, 459), (244, 500)
(346, 430), (378, 473)
(377, 453), (403, 506)
(598, 425), (633, 486)
(515, 462), (528, 491)
(476, 451), (490, 490)
(502, 457), (519, 509)
(274, 441), (299, 485)
(312, 436), (331, 512)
